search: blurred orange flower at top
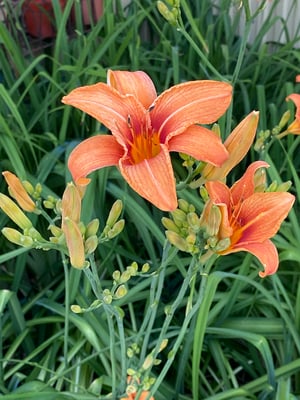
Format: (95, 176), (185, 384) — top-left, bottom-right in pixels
(285, 93), (300, 135)
(62, 70), (232, 211)
(120, 391), (154, 400)
(204, 161), (295, 277)
(295, 75), (300, 82)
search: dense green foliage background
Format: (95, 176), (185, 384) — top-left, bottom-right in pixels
(0, 0), (300, 398)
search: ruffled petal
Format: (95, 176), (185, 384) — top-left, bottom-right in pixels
(119, 146), (177, 211)
(68, 135), (124, 182)
(201, 111), (259, 181)
(108, 70), (157, 109)
(62, 83), (147, 145)
(222, 240), (279, 278)
(167, 125), (228, 166)
(230, 161), (269, 205)
(237, 192), (295, 242)
(150, 80), (232, 141)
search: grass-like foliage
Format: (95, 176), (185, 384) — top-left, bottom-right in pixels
(0, 0), (300, 399)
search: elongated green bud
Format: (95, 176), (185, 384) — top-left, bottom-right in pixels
(165, 230), (187, 252)
(106, 199), (123, 228)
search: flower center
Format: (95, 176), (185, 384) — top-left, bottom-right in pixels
(129, 131), (161, 164)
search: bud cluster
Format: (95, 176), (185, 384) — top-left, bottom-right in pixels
(0, 171), (125, 271)
(157, 0), (181, 27)
(162, 198), (204, 255)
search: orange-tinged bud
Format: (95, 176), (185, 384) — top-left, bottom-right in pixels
(0, 194), (33, 230)
(85, 218), (99, 238)
(199, 201), (222, 237)
(2, 171), (36, 212)
(61, 182), (82, 222)
(63, 217), (85, 269)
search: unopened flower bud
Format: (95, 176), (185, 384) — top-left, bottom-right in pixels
(49, 224), (63, 238)
(84, 235), (98, 254)
(276, 181), (292, 192)
(0, 194), (33, 230)
(107, 219), (125, 239)
(71, 304), (83, 313)
(187, 212), (200, 231)
(199, 202), (222, 237)
(61, 182), (81, 222)
(142, 262), (150, 273)
(214, 237), (231, 252)
(115, 284), (127, 298)
(120, 270), (131, 283)
(112, 270), (121, 282)
(170, 209), (187, 227)
(85, 218), (99, 238)
(142, 354), (153, 370)
(278, 110), (291, 130)
(161, 217), (180, 233)
(106, 199), (123, 228)
(2, 227), (33, 247)
(63, 217), (85, 269)
(103, 289), (113, 304)
(165, 230), (187, 252)
(178, 199), (190, 213)
(2, 171), (37, 213)
(157, 1), (179, 26)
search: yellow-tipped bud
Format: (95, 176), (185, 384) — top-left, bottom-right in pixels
(2, 171), (37, 213)
(106, 199), (123, 228)
(157, 1), (179, 26)
(187, 212), (200, 231)
(63, 217), (85, 269)
(170, 209), (187, 228)
(278, 110), (291, 130)
(70, 304), (83, 313)
(276, 181), (292, 192)
(2, 227), (33, 247)
(0, 194), (33, 230)
(142, 262), (150, 273)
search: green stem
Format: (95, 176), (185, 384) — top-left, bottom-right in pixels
(61, 252), (70, 371)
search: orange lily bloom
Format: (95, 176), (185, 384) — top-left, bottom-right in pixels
(200, 111), (259, 182)
(62, 70), (232, 211)
(204, 161), (295, 277)
(120, 391), (154, 400)
(285, 93), (300, 135)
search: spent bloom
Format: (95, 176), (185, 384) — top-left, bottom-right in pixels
(202, 161), (295, 277)
(62, 69), (232, 211)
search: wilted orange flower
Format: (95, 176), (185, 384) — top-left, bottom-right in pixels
(204, 161), (295, 277)
(62, 70), (232, 211)
(285, 93), (300, 135)
(201, 111), (259, 182)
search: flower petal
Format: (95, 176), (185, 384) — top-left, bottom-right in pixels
(68, 135), (124, 182)
(2, 171), (36, 212)
(201, 111), (259, 181)
(222, 239), (279, 277)
(286, 93), (300, 119)
(167, 125), (228, 166)
(108, 70), (157, 109)
(238, 192), (295, 242)
(62, 83), (147, 145)
(230, 161), (269, 205)
(150, 80), (232, 141)
(205, 180), (231, 210)
(119, 146), (177, 211)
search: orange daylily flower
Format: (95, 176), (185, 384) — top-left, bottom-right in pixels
(2, 171), (36, 212)
(62, 70), (232, 211)
(295, 75), (300, 83)
(200, 111), (259, 182)
(120, 391), (154, 400)
(204, 161), (295, 277)
(285, 93), (300, 135)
